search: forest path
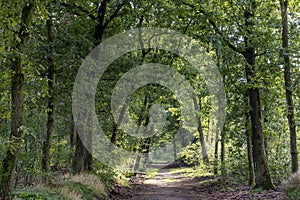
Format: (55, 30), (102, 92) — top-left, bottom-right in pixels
(109, 164), (285, 200)
(129, 168), (209, 200)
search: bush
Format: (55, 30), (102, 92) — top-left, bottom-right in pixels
(69, 173), (106, 197)
(60, 173), (107, 200)
(281, 171), (300, 200)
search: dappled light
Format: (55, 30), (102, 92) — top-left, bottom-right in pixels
(0, 0), (299, 199)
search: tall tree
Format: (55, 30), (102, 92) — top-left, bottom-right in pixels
(0, 1), (35, 199)
(61, 0), (129, 173)
(181, 0), (275, 189)
(41, 16), (55, 184)
(192, 93), (209, 163)
(243, 4), (274, 189)
(280, 0), (298, 173)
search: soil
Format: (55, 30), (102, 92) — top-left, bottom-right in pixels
(109, 164), (287, 200)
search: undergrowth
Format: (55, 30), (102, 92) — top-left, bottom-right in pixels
(13, 187), (65, 200)
(281, 171), (300, 200)
(12, 173), (108, 200)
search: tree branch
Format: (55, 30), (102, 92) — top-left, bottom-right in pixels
(60, 2), (97, 21)
(180, 0), (244, 55)
(102, 0), (129, 30)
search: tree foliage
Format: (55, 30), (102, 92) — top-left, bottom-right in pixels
(0, 0), (299, 198)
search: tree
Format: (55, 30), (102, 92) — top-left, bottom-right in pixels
(181, 0), (275, 189)
(280, 0), (298, 173)
(60, 0), (129, 173)
(243, 3), (274, 188)
(192, 92), (209, 163)
(0, 1), (35, 199)
(2, 0), (300, 196)
(41, 16), (55, 184)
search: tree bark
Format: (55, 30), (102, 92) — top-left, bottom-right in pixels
(83, 111), (93, 171)
(133, 95), (149, 171)
(242, 3), (275, 189)
(245, 112), (255, 186)
(94, 0), (108, 43)
(109, 97), (129, 152)
(220, 126), (226, 175)
(192, 92), (209, 163)
(41, 17), (55, 184)
(280, 0), (298, 173)
(0, 2), (35, 199)
(84, 147), (93, 171)
(72, 91), (92, 171)
(244, 48), (274, 189)
(213, 138), (219, 175)
(72, 132), (85, 174)
(70, 115), (75, 148)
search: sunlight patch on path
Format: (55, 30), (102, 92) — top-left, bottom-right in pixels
(144, 172), (191, 185)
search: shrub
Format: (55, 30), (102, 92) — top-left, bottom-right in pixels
(281, 171), (300, 200)
(70, 173), (106, 197)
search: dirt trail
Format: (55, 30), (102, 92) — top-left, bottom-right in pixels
(129, 171), (210, 200)
(109, 164), (286, 200)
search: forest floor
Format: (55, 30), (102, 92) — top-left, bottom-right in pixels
(109, 164), (287, 200)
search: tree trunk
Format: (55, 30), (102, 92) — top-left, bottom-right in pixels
(280, 0), (298, 173)
(109, 97), (129, 152)
(220, 75), (226, 175)
(134, 155), (142, 172)
(72, 108), (89, 174)
(94, 0), (108, 44)
(61, 0), (127, 172)
(0, 2), (35, 199)
(142, 138), (151, 166)
(71, 1), (110, 173)
(72, 132), (85, 174)
(244, 50), (274, 189)
(245, 112), (255, 186)
(84, 146), (93, 171)
(214, 134), (219, 175)
(70, 115), (75, 148)
(220, 127), (226, 175)
(41, 18), (55, 184)
(192, 92), (209, 163)
(179, 129), (188, 147)
(133, 95), (149, 171)
(173, 139), (177, 161)
(77, 0), (109, 171)
(83, 111), (93, 171)
(243, 4), (275, 189)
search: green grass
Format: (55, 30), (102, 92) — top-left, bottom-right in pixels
(287, 190), (300, 200)
(13, 187), (66, 200)
(145, 168), (159, 179)
(13, 173), (109, 200)
(13, 181), (102, 200)
(168, 166), (214, 178)
(145, 167), (159, 173)
(61, 180), (95, 200)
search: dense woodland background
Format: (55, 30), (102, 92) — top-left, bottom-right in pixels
(0, 0), (300, 199)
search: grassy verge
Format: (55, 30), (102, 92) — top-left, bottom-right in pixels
(13, 187), (65, 200)
(13, 173), (108, 200)
(168, 166), (214, 177)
